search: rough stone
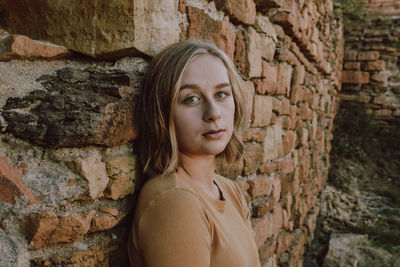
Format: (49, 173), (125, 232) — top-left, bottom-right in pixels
(252, 95), (273, 127)
(257, 61), (278, 94)
(1, 67), (139, 147)
(249, 176), (273, 198)
(358, 51), (379, 61)
(371, 71), (391, 83)
(104, 155), (136, 200)
(324, 234), (392, 267)
(243, 143), (264, 176)
(0, 35), (73, 61)
(276, 63), (292, 96)
(215, 0), (256, 25)
(0, 0), (181, 58)
(187, 7), (236, 59)
(253, 213), (274, 247)
(0, 157), (36, 205)
(342, 71), (370, 84)
(263, 124), (284, 161)
(65, 155), (109, 199)
(0, 229), (21, 267)
(235, 27), (263, 78)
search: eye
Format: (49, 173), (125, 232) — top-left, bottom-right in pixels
(215, 91), (231, 99)
(184, 95), (200, 104)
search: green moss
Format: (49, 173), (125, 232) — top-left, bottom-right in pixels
(335, 0), (368, 30)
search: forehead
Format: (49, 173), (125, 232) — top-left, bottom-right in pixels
(180, 54), (229, 85)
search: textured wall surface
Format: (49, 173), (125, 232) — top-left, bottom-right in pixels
(342, 0), (400, 123)
(0, 0), (343, 266)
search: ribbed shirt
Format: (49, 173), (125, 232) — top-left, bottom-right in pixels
(128, 172), (261, 267)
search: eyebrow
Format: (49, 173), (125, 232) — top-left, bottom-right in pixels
(179, 82), (231, 91)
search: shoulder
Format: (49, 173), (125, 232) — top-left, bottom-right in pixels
(214, 174), (243, 199)
(135, 173), (202, 220)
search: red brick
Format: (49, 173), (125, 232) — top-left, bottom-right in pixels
(344, 61), (361, 70)
(187, 7), (236, 59)
(178, 0), (186, 13)
(258, 161), (279, 175)
(276, 63), (292, 96)
(371, 71), (391, 83)
(344, 50), (357, 60)
(243, 128), (266, 143)
(358, 51), (379, 61)
(252, 213), (273, 247)
(290, 85), (304, 104)
(257, 61), (278, 94)
(243, 143), (264, 176)
(375, 109), (392, 117)
(279, 158), (295, 175)
(282, 98), (291, 115)
(252, 95), (273, 127)
(249, 176), (273, 198)
(215, 0), (256, 25)
(89, 213), (119, 232)
(373, 95), (396, 105)
(342, 71), (370, 84)
(276, 231), (293, 260)
(366, 60), (386, 70)
(259, 239), (277, 264)
(272, 203), (283, 237)
(282, 131), (297, 155)
(0, 157), (36, 205)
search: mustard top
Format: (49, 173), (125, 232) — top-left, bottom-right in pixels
(128, 172), (261, 267)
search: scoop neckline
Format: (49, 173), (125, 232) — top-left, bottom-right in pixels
(175, 172), (227, 211)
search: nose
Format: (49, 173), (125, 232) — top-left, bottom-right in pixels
(203, 99), (221, 122)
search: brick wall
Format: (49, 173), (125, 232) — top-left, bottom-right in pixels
(0, 0), (343, 266)
(342, 0), (400, 123)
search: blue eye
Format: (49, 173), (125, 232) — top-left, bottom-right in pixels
(184, 96), (199, 104)
(215, 91), (230, 99)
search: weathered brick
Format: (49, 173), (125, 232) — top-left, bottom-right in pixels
(290, 85), (305, 104)
(344, 50), (357, 61)
(282, 131), (297, 155)
(342, 71), (370, 84)
(371, 71), (391, 83)
(249, 175), (273, 198)
(343, 62), (361, 70)
(252, 95), (273, 127)
(242, 79), (256, 127)
(257, 61), (278, 94)
(272, 203), (283, 237)
(366, 60), (385, 70)
(234, 27), (263, 78)
(243, 128), (266, 143)
(187, 7), (236, 59)
(276, 63), (293, 96)
(373, 95), (397, 105)
(258, 161), (279, 175)
(104, 156), (135, 200)
(276, 231), (293, 260)
(272, 97), (283, 114)
(358, 51), (379, 61)
(259, 239), (277, 264)
(375, 109), (392, 117)
(215, 0), (256, 25)
(263, 124), (284, 161)
(243, 143), (264, 176)
(252, 213), (274, 247)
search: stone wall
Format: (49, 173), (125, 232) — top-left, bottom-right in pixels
(0, 0), (343, 266)
(342, 0), (400, 123)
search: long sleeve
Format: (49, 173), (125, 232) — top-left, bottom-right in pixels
(137, 189), (212, 267)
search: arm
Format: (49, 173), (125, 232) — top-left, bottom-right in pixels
(138, 189), (211, 267)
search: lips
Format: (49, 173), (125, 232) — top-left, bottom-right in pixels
(203, 129), (225, 139)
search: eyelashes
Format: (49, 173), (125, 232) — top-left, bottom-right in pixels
(182, 90), (232, 105)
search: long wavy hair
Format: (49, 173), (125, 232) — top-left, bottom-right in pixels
(134, 39), (245, 195)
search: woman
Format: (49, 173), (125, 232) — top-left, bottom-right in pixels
(128, 39), (261, 267)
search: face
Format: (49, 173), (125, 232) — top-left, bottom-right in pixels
(173, 54), (235, 158)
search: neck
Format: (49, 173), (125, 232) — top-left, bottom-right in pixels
(177, 152), (216, 189)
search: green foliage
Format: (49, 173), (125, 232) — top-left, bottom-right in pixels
(335, 0), (368, 29)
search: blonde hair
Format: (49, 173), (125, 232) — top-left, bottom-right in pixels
(135, 39), (245, 186)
